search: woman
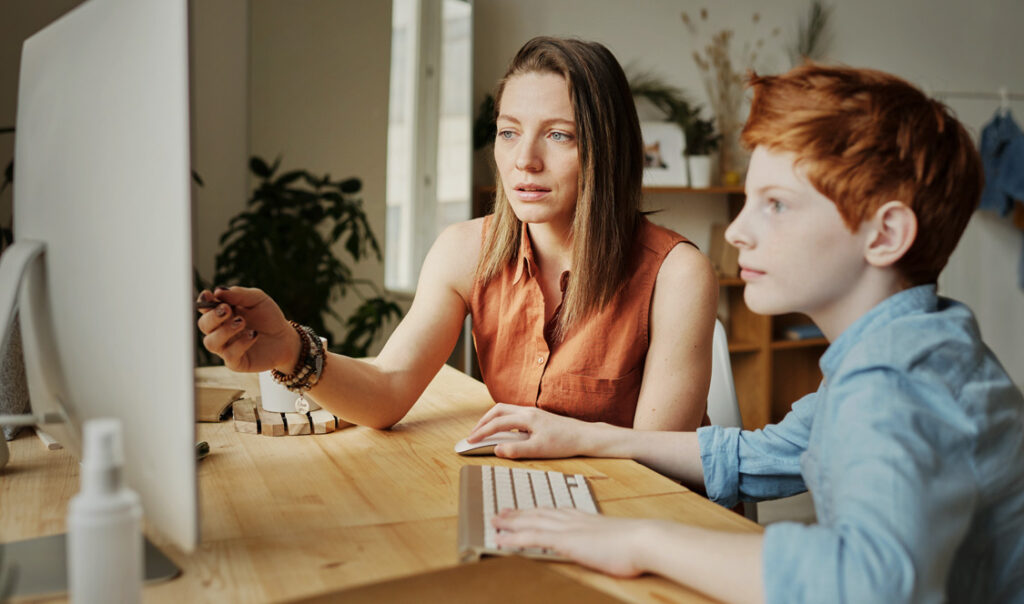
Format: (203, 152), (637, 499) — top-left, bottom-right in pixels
(197, 36), (717, 432)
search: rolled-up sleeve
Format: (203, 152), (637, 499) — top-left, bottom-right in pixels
(698, 392), (818, 508)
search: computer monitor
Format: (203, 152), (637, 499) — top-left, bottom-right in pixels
(3, 0), (198, 558)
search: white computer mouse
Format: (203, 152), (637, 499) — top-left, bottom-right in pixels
(454, 430), (530, 456)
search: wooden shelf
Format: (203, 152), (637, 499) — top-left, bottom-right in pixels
(770, 338), (829, 350)
(475, 185), (745, 195)
(727, 340), (761, 354)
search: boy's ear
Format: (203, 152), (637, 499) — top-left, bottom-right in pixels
(864, 201), (917, 268)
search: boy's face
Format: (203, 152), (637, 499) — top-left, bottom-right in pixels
(725, 146), (871, 320)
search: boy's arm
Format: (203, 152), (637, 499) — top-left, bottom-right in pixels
(468, 390), (820, 499)
(494, 510), (766, 604)
(759, 368), (977, 603)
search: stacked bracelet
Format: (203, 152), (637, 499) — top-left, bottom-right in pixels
(271, 321), (326, 393)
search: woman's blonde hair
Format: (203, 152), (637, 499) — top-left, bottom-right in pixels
(476, 37), (644, 341)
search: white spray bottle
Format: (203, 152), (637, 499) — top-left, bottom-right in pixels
(67, 418), (143, 603)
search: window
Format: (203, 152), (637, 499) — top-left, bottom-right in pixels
(386, 0), (472, 292)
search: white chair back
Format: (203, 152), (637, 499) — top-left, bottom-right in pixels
(707, 319), (742, 428)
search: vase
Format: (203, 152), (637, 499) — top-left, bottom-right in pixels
(718, 130), (748, 186)
(688, 155), (713, 188)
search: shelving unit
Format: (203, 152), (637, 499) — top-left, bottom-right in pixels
(472, 185), (827, 430)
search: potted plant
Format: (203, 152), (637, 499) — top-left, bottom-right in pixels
(196, 156), (402, 364)
(683, 115), (721, 188)
(629, 73), (723, 188)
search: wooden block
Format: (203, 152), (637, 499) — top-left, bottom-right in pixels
(196, 385), (245, 422)
(232, 399), (259, 434)
(234, 418), (258, 434)
(309, 409), (336, 434)
(285, 412), (311, 436)
(257, 406), (286, 436)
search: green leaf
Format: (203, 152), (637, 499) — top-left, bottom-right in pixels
(339, 178), (362, 194)
(250, 156), (271, 178)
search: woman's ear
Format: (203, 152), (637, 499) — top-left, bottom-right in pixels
(864, 200), (917, 268)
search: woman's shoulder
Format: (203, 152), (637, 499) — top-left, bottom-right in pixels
(636, 216), (693, 252)
(427, 218), (486, 288)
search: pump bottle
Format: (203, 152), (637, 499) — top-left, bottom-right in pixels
(67, 418), (143, 603)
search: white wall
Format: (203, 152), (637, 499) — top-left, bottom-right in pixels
(248, 0), (394, 349)
(473, 0), (1024, 386)
(190, 0), (250, 283)
(0, 1), (87, 237)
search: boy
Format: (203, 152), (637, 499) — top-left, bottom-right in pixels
(467, 64), (1024, 603)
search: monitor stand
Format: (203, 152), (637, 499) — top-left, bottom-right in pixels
(1, 532), (180, 599)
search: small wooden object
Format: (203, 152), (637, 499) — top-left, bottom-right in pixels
(195, 366), (247, 422)
(232, 399), (352, 436)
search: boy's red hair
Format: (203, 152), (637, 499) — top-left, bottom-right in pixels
(742, 63), (982, 285)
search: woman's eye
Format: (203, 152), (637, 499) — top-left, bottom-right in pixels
(497, 130), (515, 140)
(550, 131), (571, 142)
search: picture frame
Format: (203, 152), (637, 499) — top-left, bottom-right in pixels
(640, 121), (688, 187)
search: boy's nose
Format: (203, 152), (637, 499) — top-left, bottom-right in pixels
(724, 208), (752, 250)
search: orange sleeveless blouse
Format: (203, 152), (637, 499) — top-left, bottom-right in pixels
(470, 216), (698, 428)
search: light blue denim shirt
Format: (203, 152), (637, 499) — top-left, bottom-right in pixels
(698, 285), (1024, 603)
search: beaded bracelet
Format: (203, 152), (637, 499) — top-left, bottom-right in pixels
(271, 321), (326, 393)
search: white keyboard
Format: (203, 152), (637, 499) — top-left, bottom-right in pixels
(457, 464), (599, 562)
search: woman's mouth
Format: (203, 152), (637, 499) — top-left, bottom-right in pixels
(513, 184), (551, 201)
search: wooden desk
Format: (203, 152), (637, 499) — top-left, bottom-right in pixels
(2, 365), (760, 603)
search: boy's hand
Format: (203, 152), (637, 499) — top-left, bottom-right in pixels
(492, 508), (652, 578)
(196, 286), (299, 373)
(467, 404), (593, 459)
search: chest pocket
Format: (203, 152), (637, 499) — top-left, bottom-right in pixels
(542, 365), (644, 427)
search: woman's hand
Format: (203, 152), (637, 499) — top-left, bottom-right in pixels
(493, 508), (654, 578)
(467, 403), (601, 459)
(196, 286), (299, 373)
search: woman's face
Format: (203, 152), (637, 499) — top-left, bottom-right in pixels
(494, 71), (580, 232)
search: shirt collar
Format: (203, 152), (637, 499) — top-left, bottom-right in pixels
(513, 221), (537, 284)
(819, 284), (938, 378)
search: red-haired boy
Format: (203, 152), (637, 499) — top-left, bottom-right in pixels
(469, 64), (1024, 603)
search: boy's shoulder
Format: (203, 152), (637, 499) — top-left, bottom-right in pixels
(833, 295), (1018, 414)
(841, 296), (975, 368)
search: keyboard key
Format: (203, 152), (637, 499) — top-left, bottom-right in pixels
(512, 468), (535, 509)
(529, 470), (555, 508)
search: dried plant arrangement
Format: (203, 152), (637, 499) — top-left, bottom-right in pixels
(789, 0), (834, 66)
(682, 8), (779, 182)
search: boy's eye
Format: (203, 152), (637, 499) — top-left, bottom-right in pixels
(768, 198), (785, 213)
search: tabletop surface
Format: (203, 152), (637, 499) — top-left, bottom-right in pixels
(2, 364), (760, 603)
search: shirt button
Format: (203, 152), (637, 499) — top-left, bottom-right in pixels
(536, 355), (545, 365)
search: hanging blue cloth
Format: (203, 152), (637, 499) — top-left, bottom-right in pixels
(978, 110), (1024, 289)
(979, 110), (1024, 216)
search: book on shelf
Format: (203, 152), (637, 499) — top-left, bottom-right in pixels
(783, 323), (824, 341)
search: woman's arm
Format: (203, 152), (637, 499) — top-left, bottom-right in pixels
(199, 219), (483, 429)
(633, 242), (719, 431)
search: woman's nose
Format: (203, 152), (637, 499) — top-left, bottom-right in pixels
(515, 139), (543, 172)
